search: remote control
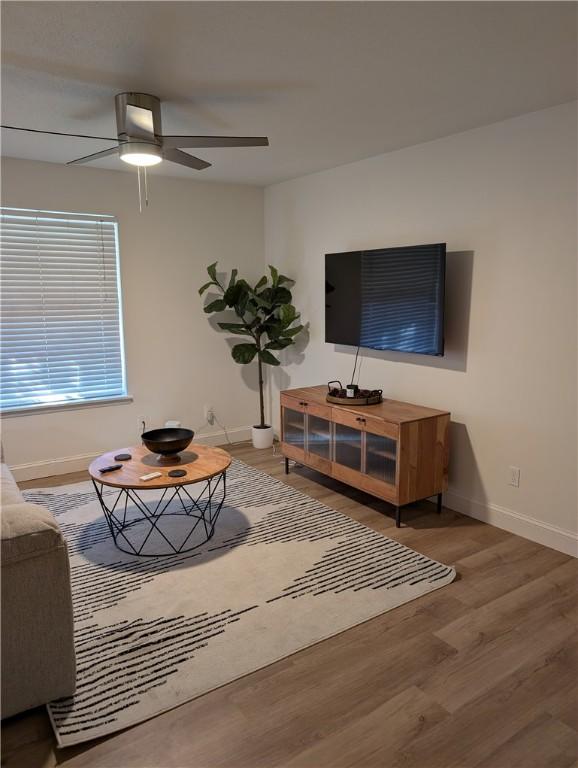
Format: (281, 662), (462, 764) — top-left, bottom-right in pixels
(140, 471), (163, 481)
(99, 464), (122, 473)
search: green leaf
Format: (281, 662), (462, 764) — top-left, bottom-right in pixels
(251, 292), (273, 310)
(258, 349), (280, 366)
(217, 322), (252, 336)
(232, 343), (258, 364)
(279, 303), (297, 325)
(198, 281), (216, 296)
(263, 318), (284, 338)
(236, 291), (250, 316)
(265, 337), (293, 350)
(277, 273), (293, 286)
(280, 324), (304, 338)
(258, 286), (273, 301)
(254, 275), (268, 291)
(273, 286), (292, 305)
(204, 298), (227, 314)
(228, 268), (238, 289)
(207, 262), (218, 282)
(269, 264), (279, 287)
(224, 283), (243, 306)
(232, 279), (250, 311)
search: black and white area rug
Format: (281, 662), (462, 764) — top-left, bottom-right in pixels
(24, 459), (456, 746)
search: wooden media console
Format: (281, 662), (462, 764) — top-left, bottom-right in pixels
(280, 385), (450, 527)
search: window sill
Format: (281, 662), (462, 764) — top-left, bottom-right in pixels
(1, 395), (133, 418)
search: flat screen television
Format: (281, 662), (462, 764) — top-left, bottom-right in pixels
(325, 243), (446, 356)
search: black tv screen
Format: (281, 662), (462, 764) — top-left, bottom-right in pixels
(325, 243), (445, 356)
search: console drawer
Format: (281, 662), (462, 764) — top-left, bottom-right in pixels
(281, 393), (331, 420)
(331, 408), (366, 431)
(360, 416), (398, 440)
(281, 392), (306, 413)
(331, 408), (398, 439)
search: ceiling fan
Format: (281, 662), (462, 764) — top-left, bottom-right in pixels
(2, 92), (269, 209)
(1, 91), (269, 171)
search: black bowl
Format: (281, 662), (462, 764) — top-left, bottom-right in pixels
(141, 427), (194, 457)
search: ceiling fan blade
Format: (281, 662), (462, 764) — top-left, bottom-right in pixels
(1, 124), (118, 141)
(66, 146), (120, 165)
(162, 135), (269, 149)
(163, 148), (211, 170)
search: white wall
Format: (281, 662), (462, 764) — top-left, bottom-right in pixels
(265, 102), (578, 555)
(2, 105), (576, 555)
(1, 157), (264, 476)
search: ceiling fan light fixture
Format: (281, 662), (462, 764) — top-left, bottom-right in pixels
(119, 142), (162, 167)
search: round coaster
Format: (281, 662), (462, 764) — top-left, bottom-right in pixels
(114, 453), (132, 461)
(168, 469), (187, 478)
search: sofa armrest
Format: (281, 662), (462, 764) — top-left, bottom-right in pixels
(2, 501), (63, 564)
(1, 501), (76, 718)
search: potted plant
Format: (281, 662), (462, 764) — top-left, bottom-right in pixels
(199, 263), (305, 449)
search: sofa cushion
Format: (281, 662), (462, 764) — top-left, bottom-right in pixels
(1, 462), (23, 507)
(1, 502), (64, 565)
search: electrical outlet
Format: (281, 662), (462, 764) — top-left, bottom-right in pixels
(508, 466), (520, 487)
(137, 415), (147, 435)
(204, 404), (215, 426)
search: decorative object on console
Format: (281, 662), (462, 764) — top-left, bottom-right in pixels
(281, 385), (449, 527)
(140, 427), (194, 461)
(199, 263), (305, 449)
(327, 380), (383, 406)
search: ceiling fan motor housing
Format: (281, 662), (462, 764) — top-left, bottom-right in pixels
(115, 92), (162, 145)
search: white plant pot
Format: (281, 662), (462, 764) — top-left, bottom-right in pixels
(251, 425), (275, 449)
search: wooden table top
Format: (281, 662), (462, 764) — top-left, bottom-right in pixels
(88, 444), (232, 490)
(283, 385), (450, 424)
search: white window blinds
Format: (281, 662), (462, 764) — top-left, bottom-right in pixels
(0, 208), (127, 411)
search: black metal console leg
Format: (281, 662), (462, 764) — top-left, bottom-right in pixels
(437, 493), (442, 514)
(285, 457), (289, 475)
(395, 506), (401, 528)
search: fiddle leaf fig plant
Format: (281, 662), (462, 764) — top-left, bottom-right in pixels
(199, 263), (305, 429)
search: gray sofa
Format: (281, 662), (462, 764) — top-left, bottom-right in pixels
(1, 462), (76, 718)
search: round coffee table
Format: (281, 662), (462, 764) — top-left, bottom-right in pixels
(88, 444), (231, 557)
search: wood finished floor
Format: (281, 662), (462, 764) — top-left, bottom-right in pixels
(2, 441), (577, 768)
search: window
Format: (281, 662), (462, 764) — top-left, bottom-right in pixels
(0, 208), (127, 412)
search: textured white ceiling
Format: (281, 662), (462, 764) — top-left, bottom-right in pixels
(1, 1), (576, 185)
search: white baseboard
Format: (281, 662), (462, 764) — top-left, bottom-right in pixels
(10, 452), (102, 481)
(444, 489), (578, 557)
(194, 426), (252, 447)
(9, 426), (252, 482)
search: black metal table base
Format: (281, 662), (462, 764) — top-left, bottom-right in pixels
(92, 472), (227, 557)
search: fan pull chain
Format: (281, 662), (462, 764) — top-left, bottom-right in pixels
(137, 166), (143, 213)
(136, 167), (150, 212)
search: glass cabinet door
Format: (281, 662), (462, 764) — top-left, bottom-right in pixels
(307, 413), (331, 461)
(334, 422), (362, 471)
(282, 407), (305, 450)
(365, 431), (397, 485)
